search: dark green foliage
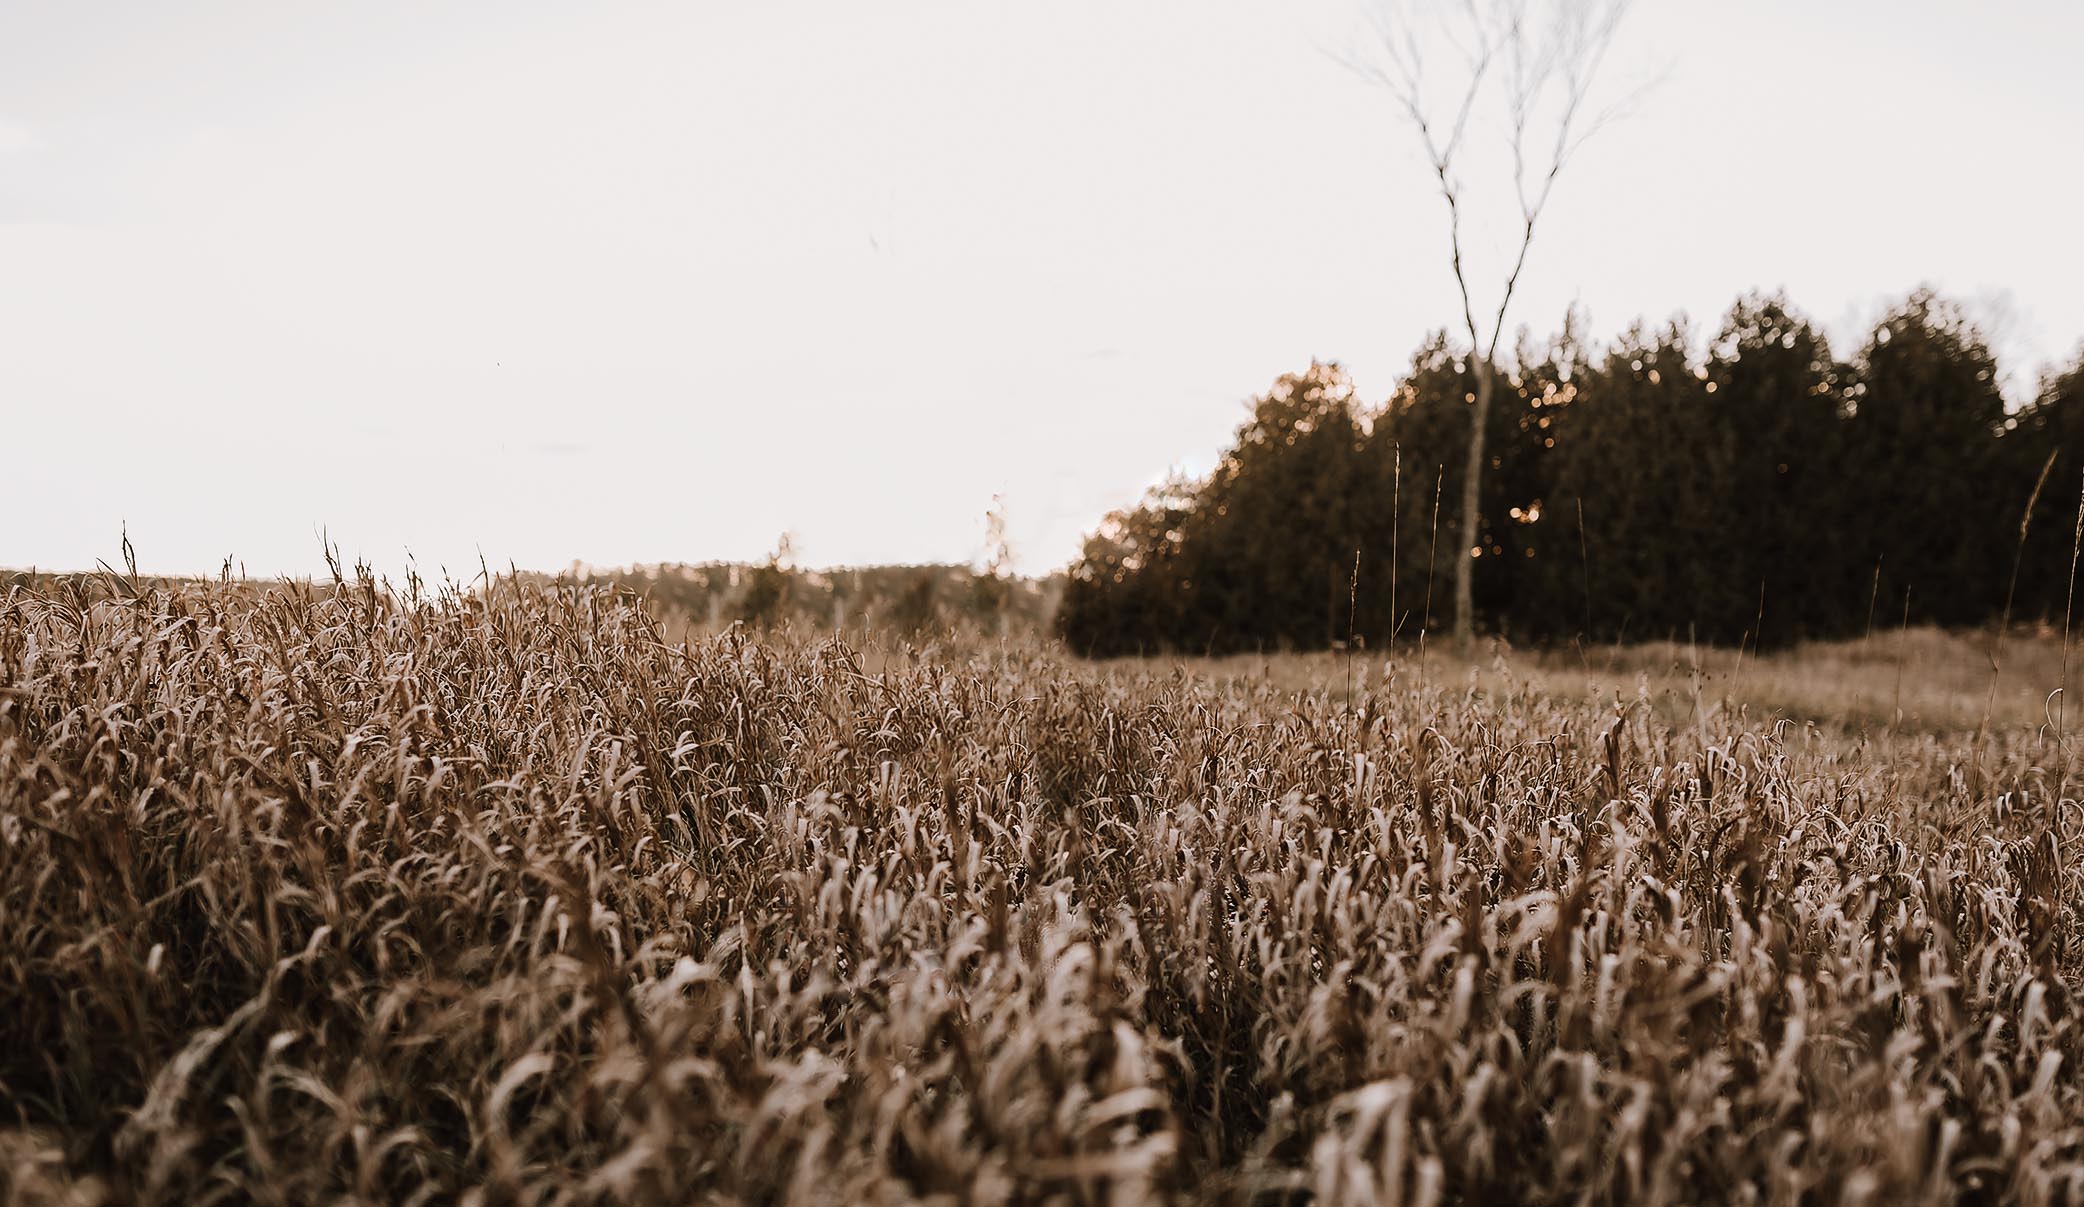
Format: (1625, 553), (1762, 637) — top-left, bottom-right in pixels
(1060, 365), (1368, 657)
(1838, 292), (2016, 629)
(1699, 296), (1854, 643)
(1996, 349), (2084, 624)
(1527, 320), (1746, 645)
(1056, 477), (1201, 657)
(1062, 290), (2072, 654)
(1194, 363), (1366, 650)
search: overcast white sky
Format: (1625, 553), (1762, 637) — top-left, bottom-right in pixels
(4, 1), (2080, 578)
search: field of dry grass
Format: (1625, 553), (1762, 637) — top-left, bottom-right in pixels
(3, 574), (2082, 1204)
(1182, 625), (2076, 742)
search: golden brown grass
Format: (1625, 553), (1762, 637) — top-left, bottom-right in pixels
(1184, 625), (2073, 741)
(2, 575), (2081, 1204)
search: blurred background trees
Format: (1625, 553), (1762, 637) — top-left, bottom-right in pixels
(1060, 288), (2084, 656)
(502, 284), (2080, 660)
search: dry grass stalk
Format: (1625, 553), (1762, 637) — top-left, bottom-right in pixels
(0, 573), (2079, 1204)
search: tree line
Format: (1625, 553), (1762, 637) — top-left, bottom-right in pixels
(1058, 290), (2084, 657)
(561, 560), (1058, 640)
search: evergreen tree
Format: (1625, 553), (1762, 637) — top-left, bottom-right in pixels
(1705, 294), (1853, 643)
(2004, 349), (2084, 623)
(1534, 321), (1737, 642)
(1839, 292), (2011, 628)
(1192, 362), (1365, 651)
(1057, 478), (1197, 657)
(1058, 289), (2052, 657)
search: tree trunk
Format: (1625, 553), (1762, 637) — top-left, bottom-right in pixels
(1453, 358), (1493, 653)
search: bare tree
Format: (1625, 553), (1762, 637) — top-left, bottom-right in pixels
(1350, 0), (1636, 651)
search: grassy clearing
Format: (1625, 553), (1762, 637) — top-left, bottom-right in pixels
(2, 576), (2081, 1204)
(1177, 625), (2075, 742)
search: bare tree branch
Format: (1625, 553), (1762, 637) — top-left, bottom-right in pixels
(1343, 0), (1644, 648)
